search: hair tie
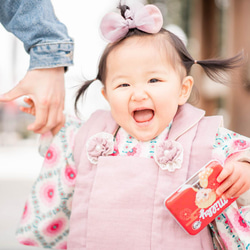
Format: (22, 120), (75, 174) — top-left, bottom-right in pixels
(100, 2), (163, 43)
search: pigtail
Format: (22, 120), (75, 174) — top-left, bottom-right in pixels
(74, 41), (116, 115)
(74, 79), (97, 115)
(194, 52), (244, 84)
(166, 29), (244, 84)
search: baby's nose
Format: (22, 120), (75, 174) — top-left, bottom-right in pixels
(131, 87), (149, 101)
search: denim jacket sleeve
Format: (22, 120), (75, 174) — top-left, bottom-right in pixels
(0, 0), (74, 70)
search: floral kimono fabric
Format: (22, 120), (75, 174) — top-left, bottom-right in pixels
(210, 202), (250, 250)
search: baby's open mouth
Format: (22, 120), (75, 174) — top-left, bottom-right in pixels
(133, 109), (154, 123)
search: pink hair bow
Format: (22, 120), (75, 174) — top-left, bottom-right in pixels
(100, 3), (163, 43)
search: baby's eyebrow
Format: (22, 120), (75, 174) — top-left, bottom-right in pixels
(110, 74), (128, 82)
(146, 69), (168, 74)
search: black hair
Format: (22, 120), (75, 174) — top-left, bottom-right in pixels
(165, 28), (244, 81)
(75, 4), (244, 113)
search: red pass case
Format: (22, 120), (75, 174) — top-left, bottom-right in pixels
(164, 160), (237, 235)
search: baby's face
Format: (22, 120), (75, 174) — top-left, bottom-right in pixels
(102, 36), (192, 141)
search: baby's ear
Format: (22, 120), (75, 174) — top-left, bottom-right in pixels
(178, 76), (194, 105)
(101, 87), (108, 100)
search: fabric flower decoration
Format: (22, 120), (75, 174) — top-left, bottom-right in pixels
(154, 140), (183, 171)
(86, 132), (114, 164)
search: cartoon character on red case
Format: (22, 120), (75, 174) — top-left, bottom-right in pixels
(194, 167), (217, 209)
(165, 161), (237, 235)
(195, 188), (217, 209)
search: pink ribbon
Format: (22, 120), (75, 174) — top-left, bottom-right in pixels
(100, 3), (163, 43)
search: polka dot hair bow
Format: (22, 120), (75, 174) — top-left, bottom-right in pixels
(100, 1), (163, 43)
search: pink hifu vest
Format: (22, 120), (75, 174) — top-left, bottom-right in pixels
(68, 103), (223, 250)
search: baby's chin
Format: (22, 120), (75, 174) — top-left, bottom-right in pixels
(130, 131), (159, 142)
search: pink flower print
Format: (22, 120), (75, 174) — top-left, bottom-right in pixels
(111, 145), (119, 156)
(154, 140), (183, 171)
(21, 201), (30, 223)
(19, 239), (39, 246)
(44, 144), (60, 167)
(127, 147), (137, 156)
(238, 215), (249, 229)
(234, 213), (250, 232)
(43, 218), (66, 237)
(87, 132), (114, 164)
(40, 182), (56, 206)
(22, 202), (28, 219)
(233, 139), (250, 150)
(63, 165), (77, 186)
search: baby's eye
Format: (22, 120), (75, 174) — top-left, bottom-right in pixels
(118, 83), (130, 88)
(149, 78), (160, 83)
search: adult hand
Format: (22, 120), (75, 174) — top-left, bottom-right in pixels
(20, 96), (64, 136)
(0, 67), (65, 134)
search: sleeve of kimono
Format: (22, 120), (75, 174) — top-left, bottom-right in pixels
(211, 127), (250, 249)
(212, 127), (250, 206)
(15, 115), (83, 247)
(38, 115), (83, 159)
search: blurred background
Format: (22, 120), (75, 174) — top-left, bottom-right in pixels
(1, 0), (250, 249)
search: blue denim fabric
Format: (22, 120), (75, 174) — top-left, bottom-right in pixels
(0, 0), (74, 70)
